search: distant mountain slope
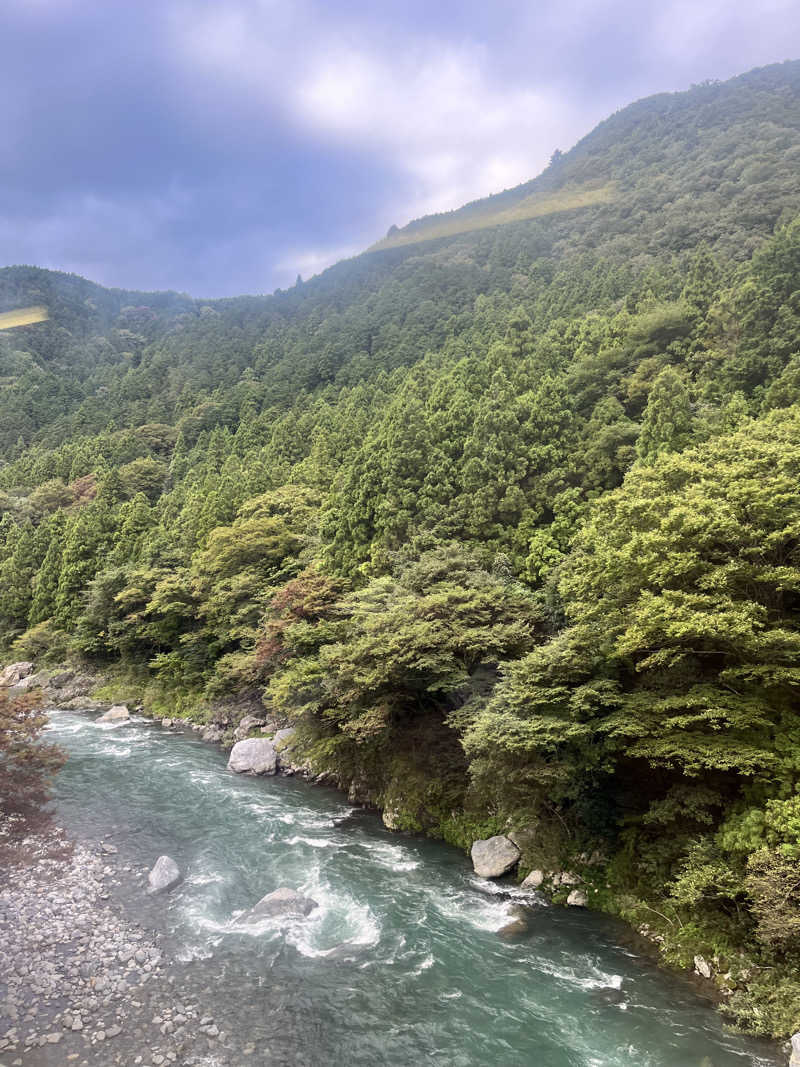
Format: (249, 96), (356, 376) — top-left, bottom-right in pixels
(1, 60), (799, 456)
(372, 60), (800, 256)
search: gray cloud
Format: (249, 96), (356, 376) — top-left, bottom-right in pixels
(1, 0), (798, 295)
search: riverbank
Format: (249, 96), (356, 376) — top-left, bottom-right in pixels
(0, 821), (266, 1066)
(2, 660), (796, 1063)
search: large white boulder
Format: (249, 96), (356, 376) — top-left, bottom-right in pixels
(148, 855), (182, 893)
(790, 1032), (800, 1067)
(98, 704), (130, 723)
(239, 887), (317, 924)
(227, 737), (278, 775)
(471, 835), (521, 879)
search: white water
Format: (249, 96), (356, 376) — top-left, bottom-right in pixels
(44, 710), (782, 1067)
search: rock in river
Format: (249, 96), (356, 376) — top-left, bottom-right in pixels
(148, 855), (182, 893)
(239, 887), (318, 923)
(227, 737), (278, 775)
(99, 704), (130, 723)
(471, 835), (521, 878)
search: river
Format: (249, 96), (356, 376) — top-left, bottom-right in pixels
(41, 709), (783, 1067)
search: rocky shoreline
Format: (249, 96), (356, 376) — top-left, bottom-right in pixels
(2, 660), (796, 1064)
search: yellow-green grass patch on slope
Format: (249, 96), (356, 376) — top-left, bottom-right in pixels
(370, 182), (617, 251)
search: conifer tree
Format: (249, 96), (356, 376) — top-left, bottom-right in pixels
(0, 522), (36, 632)
(636, 366), (693, 463)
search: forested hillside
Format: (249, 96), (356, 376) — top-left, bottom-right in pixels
(3, 60), (800, 1037)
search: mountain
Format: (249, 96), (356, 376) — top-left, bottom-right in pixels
(2, 61), (800, 1040)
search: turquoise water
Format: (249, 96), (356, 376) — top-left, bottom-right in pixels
(46, 710), (782, 1067)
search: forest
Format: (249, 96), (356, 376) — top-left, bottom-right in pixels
(2, 60), (800, 1037)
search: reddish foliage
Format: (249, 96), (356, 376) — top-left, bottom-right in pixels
(69, 472), (98, 504)
(0, 688), (65, 861)
(253, 570), (345, 676)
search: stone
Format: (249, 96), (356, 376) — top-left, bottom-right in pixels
(470, 835), (521, 879)
(381, 807), (402, 831)
(98, 705), (130, 723)
(227, 738), (278, 776)
(273, 726), (300, 770)
(201, 725), (224, 743)
(521, 869), (545, 890)
(50, 669), (75, 688)
(693, 955), (712, 979)
(566, 889), (588, 907)
(790, 1032), (800, 1067)
(239, 887), (318, 923)
(147, 856), (181, 893)
(554, 871), (581, 887)
(0, 662), (33, 687)
(161, 719), (174, 728)
(233, 714), (266, 741)
(10, 669), (52, 692)
(53, 675), (95, 702)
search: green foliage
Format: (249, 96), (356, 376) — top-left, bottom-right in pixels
(636, 366), (693, 462)
(2, 60), (800, 1036)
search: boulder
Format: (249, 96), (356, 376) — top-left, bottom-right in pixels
(0, 661), (33, 687)
(50, 669), (75, 688)
(98, 704), (130, 723)
(234, 714), (266, 741)
(273, 727), (298, 770)
(790, 1032), (800, 1067)
(239, 887), (317, 923)
(471, 835), (521, 879)
(382, 806), (402, 831)
(60, 696), (103, 710)
(693, 955), (712, 979)
(201, 724), (224, 743)
(54, 674), (95, 703)
(8, 668), (52, 693)
(521, 869), (545, 890)
(148, 855), (181, 893)
(566, 889), (588, 907)
(273, 726), (296, 748)
(227, 737), (278, 775)
(554, 870), (581, 887)
(161, 718), (175, 728)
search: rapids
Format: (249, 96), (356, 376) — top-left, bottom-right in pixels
(42, 710), (782, 1066)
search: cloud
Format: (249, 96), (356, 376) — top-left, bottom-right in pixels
(294, 47), (575, 218)
(171, 5), (585, 225)
(2, 0), (799, 295)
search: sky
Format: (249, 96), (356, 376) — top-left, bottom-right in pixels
(2, 0), (800, 297)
